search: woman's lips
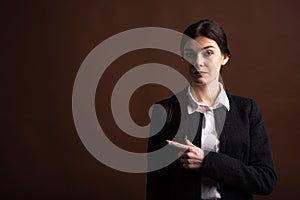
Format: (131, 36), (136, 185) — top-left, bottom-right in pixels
(193, 71), (207, 76)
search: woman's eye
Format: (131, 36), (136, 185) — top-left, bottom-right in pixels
(204, 50), (214, 57)
(184, 52), (195, 59)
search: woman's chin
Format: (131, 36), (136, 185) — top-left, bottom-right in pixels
(192, 77), (207, 86)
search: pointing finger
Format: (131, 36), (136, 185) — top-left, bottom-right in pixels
(166, 140), (189, 150)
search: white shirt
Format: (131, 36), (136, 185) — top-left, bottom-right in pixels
(187, 83), (230, 200)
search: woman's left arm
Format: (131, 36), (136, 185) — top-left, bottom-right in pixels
(200, 100), (277, 195)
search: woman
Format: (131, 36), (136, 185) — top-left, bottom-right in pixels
(147, 19), (277, 200)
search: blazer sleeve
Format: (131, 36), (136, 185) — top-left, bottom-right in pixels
(146, 104), (170, 200)
(200, 99), (277, 195)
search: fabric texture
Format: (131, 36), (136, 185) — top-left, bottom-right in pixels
(147, 87), (277, 200)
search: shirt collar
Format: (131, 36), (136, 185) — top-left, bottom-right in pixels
(187, 83), (230, 114)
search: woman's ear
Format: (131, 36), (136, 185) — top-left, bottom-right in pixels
(222, 55), (230, 66)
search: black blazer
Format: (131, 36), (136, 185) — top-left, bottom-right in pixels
(147, 88), (277, 200)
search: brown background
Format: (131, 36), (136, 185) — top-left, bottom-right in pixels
(2, 0), (300, 199)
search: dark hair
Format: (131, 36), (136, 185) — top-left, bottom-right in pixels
(180, 19), (230, 57)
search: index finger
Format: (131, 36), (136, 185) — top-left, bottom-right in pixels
(166, 140), (189, 150)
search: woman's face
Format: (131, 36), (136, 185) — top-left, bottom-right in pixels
(183, 36), (229, 87)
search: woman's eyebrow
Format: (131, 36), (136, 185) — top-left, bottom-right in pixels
(184, 45), (215, 51)
(203, 45), (215, 49)
(183, 48), (194, 51)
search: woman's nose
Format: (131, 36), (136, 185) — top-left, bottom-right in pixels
(193, 53), (204, 69)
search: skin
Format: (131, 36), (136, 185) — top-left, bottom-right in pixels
(167, 138), (205, 170)
(167, 36), (229, 170)
(184, 36), (229, 106)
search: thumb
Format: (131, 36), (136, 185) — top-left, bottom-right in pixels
(185, 137), (196, 147)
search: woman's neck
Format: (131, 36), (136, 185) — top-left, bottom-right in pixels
(191, 80), (220, 107)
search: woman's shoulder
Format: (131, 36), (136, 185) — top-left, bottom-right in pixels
(228, 94), (255, 105)
(228, 94), (262, 117)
